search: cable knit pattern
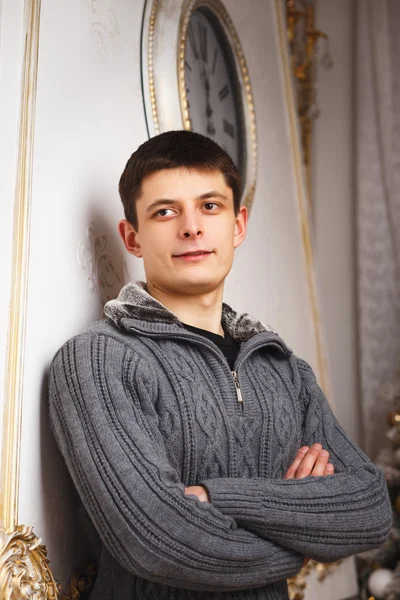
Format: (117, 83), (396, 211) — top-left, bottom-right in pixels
(230, 416), (261, 478)
(48, 281), (392, 600)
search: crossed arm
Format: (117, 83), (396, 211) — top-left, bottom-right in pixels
(185, 360), (392, 564)
(186, 442), (336, 500)
(186, 443), (336, 567)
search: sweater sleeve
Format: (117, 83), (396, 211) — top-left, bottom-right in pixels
(200, 358), (392, 564)
(48, 332), (304, 593)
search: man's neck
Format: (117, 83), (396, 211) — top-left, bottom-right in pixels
(146, 280), (225, 336)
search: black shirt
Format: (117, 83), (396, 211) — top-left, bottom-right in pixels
(181, 322), (241, 370)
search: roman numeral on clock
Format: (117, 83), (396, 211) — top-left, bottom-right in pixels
(198, 21), (208, 63)
(218, 84), (230, 101)
(223, 119), (235, 139)
(212, 48), (218, 74)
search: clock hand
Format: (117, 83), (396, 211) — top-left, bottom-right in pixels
(198, 61), (216, 136)
(201, 63), (216, 135)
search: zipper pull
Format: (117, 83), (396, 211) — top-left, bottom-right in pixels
(232, 370), (244, 409)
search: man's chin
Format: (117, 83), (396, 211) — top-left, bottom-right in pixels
(168, 275), (223, 296)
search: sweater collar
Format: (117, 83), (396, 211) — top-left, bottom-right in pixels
(103, 280), (292, 351)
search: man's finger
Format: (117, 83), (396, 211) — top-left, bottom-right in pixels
(310, 449), (329, 476)
(324, 462), (335, 475)
(184, 485), (210, 502)
(284, 446), (309, 479)
(294, 443), (323, 479)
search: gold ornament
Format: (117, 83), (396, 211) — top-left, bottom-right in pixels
(288, 559), (343, 600)
(0, 525), (60, 600)
(59, 561), (97, 600)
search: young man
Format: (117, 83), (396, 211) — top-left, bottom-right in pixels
(49, 130), (391, 600)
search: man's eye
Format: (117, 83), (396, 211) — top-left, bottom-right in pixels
(203, 202), (219, 211)
(155, 208), (174, 217)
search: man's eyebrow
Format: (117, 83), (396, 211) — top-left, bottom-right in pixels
(146, 191), (229, 213)
(197, 190), (229, 201)
(146, 199), (176, 213)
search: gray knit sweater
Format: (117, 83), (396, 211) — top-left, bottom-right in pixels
(48, 281), (392, 600)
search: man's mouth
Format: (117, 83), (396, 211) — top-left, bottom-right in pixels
(174, 250), (213, 257)
(172, 250), (214, 261)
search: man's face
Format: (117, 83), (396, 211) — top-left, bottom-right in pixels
(119, 167), (247, 296)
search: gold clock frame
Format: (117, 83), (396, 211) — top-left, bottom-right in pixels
(143, 0), (258, 213)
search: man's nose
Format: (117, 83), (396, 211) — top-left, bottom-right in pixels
(179, 212), (203, 238)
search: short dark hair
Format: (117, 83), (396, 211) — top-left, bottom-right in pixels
(119, 130), (242, 231)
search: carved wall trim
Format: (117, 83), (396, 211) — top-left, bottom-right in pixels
(0, 0), (60, 597)
(0, 525), (59, 599)
(1, 0), (41, 535)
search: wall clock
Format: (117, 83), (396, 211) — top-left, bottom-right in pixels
(141, 0), (257, 213)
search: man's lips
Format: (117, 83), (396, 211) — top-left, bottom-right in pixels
(172, 250), (214, 261)
(173, 250), (213, 257)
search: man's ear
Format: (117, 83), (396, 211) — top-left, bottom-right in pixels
(118, 219), (143, 258)
(233, 205), (248, 249)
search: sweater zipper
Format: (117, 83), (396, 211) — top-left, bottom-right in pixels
(232, 370), (244, 410)
(128, 326), (289, 412)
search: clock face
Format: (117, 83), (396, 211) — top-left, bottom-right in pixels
(184, 7), (245, 179)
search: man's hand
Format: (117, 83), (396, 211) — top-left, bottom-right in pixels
(285, 443), (335, 569)
(284, 443), (335, 480)
(184, 485), (210, 503)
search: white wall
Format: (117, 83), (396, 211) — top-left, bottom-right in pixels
(313, 0), (361, 446)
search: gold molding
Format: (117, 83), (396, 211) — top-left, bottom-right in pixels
(177, 0), (257, 213)
(0, 0), (61, 595)
(273, 0), (329, 395)
(1, 0), (41, 534)
(0, 525), (60, 599)
(286, 0), (331, 213)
